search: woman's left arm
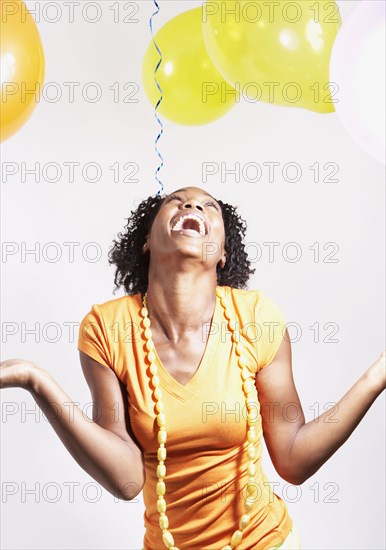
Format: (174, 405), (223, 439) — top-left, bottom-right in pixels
(255, 330), (385, 485)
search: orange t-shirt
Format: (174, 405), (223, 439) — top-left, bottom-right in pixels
(77, 285), (293, 549)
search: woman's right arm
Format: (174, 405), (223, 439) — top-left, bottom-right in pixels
(0, 354), (145, 501)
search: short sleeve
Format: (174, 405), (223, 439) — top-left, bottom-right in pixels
(253, 291), (287, 372)
(77, 305), (112, 369)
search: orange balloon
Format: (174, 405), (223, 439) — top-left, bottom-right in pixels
(0, 0), (45, 142)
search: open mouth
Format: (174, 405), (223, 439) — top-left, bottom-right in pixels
(170, 214), (206, 237)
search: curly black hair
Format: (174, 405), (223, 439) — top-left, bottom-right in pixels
(108, 192), (255, 295)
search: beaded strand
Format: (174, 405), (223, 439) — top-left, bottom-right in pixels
(140, 287), (259, 549)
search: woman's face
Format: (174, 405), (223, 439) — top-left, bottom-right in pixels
(143, 186), (227, 271)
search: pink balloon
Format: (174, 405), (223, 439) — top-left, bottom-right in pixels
(329, 1), (385, 165)
(335, 1), (357, 21)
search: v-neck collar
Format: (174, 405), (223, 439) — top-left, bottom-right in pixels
(137, 286), (226, 401)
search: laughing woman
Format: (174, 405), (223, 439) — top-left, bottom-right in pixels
(1, 187), (385, 550)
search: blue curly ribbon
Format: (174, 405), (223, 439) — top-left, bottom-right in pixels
(149, 0), (164, 197)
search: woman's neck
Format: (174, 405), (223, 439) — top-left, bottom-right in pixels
(144, 271), (218, 342)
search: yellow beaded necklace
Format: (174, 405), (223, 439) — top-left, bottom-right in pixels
(140, 287), (259, 550)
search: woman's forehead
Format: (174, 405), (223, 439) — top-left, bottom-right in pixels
(168, 187), (218, 201)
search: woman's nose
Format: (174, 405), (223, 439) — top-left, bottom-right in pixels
(182, 200), (204, 212)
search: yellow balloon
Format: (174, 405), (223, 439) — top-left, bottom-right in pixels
(142, 7), (238, 126)
(0, 0), (45, 142)
(202, 0), (342, 113)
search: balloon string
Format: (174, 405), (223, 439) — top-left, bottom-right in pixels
(149, 0), (164, 197)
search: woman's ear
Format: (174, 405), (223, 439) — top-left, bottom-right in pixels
(142, 236), (149, 254)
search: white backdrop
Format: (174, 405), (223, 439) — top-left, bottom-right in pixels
(1, 1), (385, 549)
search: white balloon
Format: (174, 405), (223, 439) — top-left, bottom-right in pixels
(336, 0), (360, 21)
(330, 1), (385, 165)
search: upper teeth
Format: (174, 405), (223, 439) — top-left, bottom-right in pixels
(171, 214), (206, 236)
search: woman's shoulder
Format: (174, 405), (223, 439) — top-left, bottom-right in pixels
(82, 293), (141, 321)
(225, 284), (263, 304)
(226, 285), (283, 315)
